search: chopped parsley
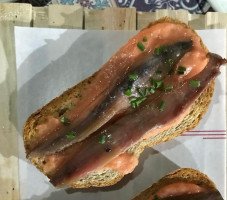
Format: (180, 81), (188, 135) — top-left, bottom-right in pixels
(60, 116), (70, 126)
(99, 135), (106, 144)
(137, 42), (145, 51)
(129, 73), (139, 81)
(158, 100), (165, 112)
(124, 88), (132, 96)
(144, 87), (150, 96)
(151, 79), (163, 89)
(149, 86), (155, 94)
(130, 96), (147, 108)
(177, 66), (187, 75)
(189, 80), (200, 88)
(66, 131), (76, 140)
(129, 96), (137, 102)
(154, 46), (166, 55)
(137, 88), (145, 97)
(130, 101), (137, 109)
(137, 87), (151, 97)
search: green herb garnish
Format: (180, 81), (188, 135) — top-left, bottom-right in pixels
(130, 101), (137, 109)
(137, 42), (145, 51)
(142, 36), (147, 42)
(137, 87), (151, 97)
(189, 80), (200, 88)
(144, 87), (150, 96)
(154, 46), (166, 55)
(136, 96), (147, 105)
(99, 135), (106, 144)
(124, 88), (132, 96)
(130, 96), (147, 108)
(177, 66), (186, 75)
(66, 131), (76, 140)
(158, 100), (165, 112)
(129, 73), (139, 81)
(149, 86), (155, 94)
(151, 79), (163, 89)
(60, 116), (70, 126)
(155, 80), (163, 88)
(129, 96), (137, 102)
(137, 88), (145, 97)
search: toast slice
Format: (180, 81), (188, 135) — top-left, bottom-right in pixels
(133, 168), (222, 200)
(24, 17), (215, 188)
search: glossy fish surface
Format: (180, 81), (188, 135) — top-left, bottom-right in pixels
(30, 40), (193, 156)
(47, 53), (226, 186)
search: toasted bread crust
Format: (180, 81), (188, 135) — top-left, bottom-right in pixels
(24, 17), (214, 188)
(132, 168), (217, 200)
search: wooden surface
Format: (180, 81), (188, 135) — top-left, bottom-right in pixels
(0, 4), (32, 200)
(85, 7), (136, 30)
(0, 3), (226, 200)
(33, 4), (83, 28)
(0, 22), (19, 200)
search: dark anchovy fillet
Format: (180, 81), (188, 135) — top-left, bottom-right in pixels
(157, 190), (224, 200)
(49, 53), (226, 186)
(30, 40), (193, 156)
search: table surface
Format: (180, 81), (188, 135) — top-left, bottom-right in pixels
(0, 3), (226, 200)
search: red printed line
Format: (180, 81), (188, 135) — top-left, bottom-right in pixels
(179, 130), (227, 139)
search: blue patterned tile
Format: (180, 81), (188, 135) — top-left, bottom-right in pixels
(113, 0), (211, 13)
(55, 0), (212, 13)
(59, 0), (110, 8)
